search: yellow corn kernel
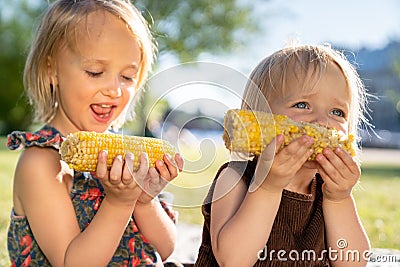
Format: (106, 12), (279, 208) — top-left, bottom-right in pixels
(222, 109), (355, 159)
(60, 131), (177, 172)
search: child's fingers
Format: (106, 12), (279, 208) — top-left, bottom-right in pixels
(134, 153), (149, 184)
(259, 134), (283, 163)
(316, 157), (339, 187)
(148, 167), (160, 184)
(142, 168), (165, 199)
(317, 153), (345, 186)
(174, 153), (184, 172)
(162, 154), (177, 179)
(271, 135), (314, 177)
(317, 160), (346, 196)
(122, 152), (135, 185)
(96, 150), (109, 179)
(252, 135), (283, 191)
(281, 135), (313, 156)
(318, 149), (341, 174)
(155, 159), (171, 182)
(109, 155), (123, 185)
(317, 148), (357, 182)
(333, 147), (361, 177)
(150, 168), (166, 191)
(316, 148), (359, 198)
(274, 134), (285, 152)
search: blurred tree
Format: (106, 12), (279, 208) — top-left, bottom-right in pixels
(391, 60), (400, 121)
(0, 0), (47, 134)
(0, 0), (261, 135)
(135, 0), (259, 62)
(132, 0), (261, 136)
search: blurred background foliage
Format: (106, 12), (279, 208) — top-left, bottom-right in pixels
(0, 0), (45, 134)
(0, 0), (260, 135)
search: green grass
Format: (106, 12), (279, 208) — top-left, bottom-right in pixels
(0, 139), (17, 265)
(0, 139), (399, 263)
(354, 164), (400, 248)
(164, 143), (231, 224)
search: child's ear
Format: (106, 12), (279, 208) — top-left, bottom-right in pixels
(47, 56), (58, 86)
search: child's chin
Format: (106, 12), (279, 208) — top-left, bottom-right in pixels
(303, 161), (318, 169)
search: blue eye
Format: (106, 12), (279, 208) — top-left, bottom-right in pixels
(293, 102), (308, 109)
(331, 109), (345, 117)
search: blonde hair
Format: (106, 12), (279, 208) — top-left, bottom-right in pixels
(23, 0), (156, 128)
(242, 44), (369, 147)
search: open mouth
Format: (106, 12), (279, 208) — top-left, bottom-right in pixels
(90, 104), (114, 120)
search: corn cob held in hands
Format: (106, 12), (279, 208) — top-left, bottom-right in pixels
(60, 131), (177, 172)
(223, 109), (355, 159)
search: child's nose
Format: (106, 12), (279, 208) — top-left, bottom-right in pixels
(310, 114), (330, 128)
(102, 77), (122, 98)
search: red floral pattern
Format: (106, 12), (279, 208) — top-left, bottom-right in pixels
(7, 126), (177, 266)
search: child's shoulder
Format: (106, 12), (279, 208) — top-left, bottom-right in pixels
(213, 160), (257, 193)
(14, 144), (66, 193)
(217, 159), (257, 186)
(10, 125), (68, 187)
(12, 148), (74, 235)
(18, 144), (61, 172)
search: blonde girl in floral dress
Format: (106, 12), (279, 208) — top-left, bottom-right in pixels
(7, 0), (183, 266)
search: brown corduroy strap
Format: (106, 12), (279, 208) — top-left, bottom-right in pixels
(194, 160), (329, 267)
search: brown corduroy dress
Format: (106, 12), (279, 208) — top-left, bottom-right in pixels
(194, 160), (330, 267)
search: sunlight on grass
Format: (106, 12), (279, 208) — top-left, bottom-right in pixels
(0, 145), (18, 264)
(165, 143), (230, 224)
(354, 164), (400, 248)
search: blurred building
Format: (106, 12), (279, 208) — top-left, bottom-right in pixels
(344, 40), (400, 148)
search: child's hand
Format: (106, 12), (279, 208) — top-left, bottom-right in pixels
(316, 147), (360, 202)
(95, 151), (143, 206)
(137, 153), (184, 204)
(252, 134), (314, 192)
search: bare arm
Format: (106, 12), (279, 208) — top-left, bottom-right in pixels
(65, 152), (183, 265)
(316, 147), (370, 267)
(211, 135), (315, 267)
(16, 148), (182, 266)
(15, 148), (143, 266)
(64, 151), (154, 266)
(134, 199), (176, 260)
(133, 153), (183, 260)
(210, 168), (282, 267)
(323, 196), (370, 267)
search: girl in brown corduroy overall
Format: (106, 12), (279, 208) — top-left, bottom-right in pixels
(194, 44), (371, 267)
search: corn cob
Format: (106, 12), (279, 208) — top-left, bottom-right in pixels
(60, 131), (176, 172)
(223, 109), (355, 159)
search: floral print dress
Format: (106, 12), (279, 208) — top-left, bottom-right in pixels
(7, 126), (176, 267)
